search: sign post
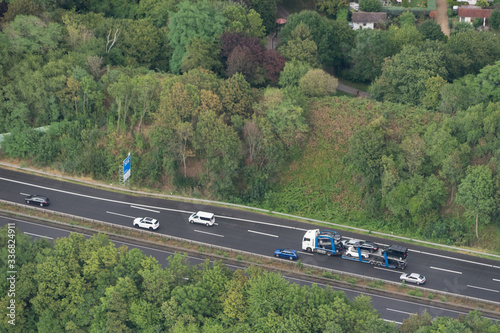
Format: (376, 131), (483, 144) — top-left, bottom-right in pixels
(121, 152), (131, 186)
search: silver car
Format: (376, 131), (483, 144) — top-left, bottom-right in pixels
(400, 273), (426, 285)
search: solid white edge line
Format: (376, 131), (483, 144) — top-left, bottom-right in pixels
(4, 215), (500, 320)
(247, 230), (279, 238)
(430, 266), (462, 274)
(24, 232), (53, 239)
(2, 177), (499, 271)
(374, 267), (403, 273)
(194, 230), (224, 237)
(130, 205), (160, 213)
(467, 285), (499, 293)
(384, 319), (403, 325)
(413, 249), (498, 268)
(298, 251), (314, 256)
(20, 192), (30, 196)
(493, 278), (500, 282)
(386, 308), (415, 316)
(106, 211), (135, 219)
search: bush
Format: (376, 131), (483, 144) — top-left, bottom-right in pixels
(360, 0), (383, 12)
(322, 271), (334, 279)
(299, 68), (338, 97)
(489, 9), (500, 30)
(408, 289), (423, 297)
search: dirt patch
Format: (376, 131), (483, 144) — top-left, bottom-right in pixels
(436, 0), (450, 36)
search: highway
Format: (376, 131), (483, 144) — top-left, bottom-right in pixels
(2, 214), (497, 325)
(0, 167), (499, 305)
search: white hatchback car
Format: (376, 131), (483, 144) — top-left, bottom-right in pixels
(400, 273), (426, 285)
(188, 211), (215, 226)
(133, 217), (159, 230)
(345, 246), (370, 259)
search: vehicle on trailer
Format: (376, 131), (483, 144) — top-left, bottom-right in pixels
(343, 239), (379, 252)
(302, 229), (344, 256)
(345, 246), (370, 259)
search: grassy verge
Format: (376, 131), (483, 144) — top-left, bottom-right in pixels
(2, 202), (500, 316)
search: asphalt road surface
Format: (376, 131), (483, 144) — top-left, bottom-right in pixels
(2, 215), (498, 325)
(0, 167), (499, 305)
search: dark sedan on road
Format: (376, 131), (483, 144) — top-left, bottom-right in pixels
(25, 195), (50, 207)
(274, 248), (299, 260)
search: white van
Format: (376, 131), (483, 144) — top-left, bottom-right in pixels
(188, 211), (215, 226)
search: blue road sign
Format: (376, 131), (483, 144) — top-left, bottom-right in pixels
(123, 153), (131, 181)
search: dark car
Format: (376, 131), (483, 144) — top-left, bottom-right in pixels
(383, 245), (408, 259)
(343, 239), (379, 252)
(25, 195), (50, 207)
(320, 230), (342, 241)
(274, 248), (299, 260)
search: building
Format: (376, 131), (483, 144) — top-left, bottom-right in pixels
(458, 6), (493, 26)
(351, 12), (387, 30)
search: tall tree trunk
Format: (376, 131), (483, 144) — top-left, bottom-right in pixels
(475, 213), (479, 239)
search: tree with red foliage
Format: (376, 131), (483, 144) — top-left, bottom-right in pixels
(220, 32), (264, 66)
(262, 50), (286, 84)
(226, 46), (259, 83)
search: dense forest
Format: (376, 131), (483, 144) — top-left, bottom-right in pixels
(1, 0), (500, 248)
(1, 229), (499, 332)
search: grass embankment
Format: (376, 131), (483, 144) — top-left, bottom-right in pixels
(264, 96), (500, 255)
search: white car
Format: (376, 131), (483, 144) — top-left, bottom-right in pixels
(133, 217), (159, 230)
(400, 273), (426, 285)
(345, 246), (370, 259)
(188, 211), (215, 226)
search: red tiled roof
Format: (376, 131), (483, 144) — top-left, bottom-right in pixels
(458, 6), (493, 18)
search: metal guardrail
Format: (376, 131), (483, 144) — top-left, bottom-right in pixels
(1, 161), (499, 260)
(2, 199), (500, 311)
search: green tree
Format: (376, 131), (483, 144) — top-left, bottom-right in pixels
(397, 11), (416, 27)
(248, 0), (277, 33)
(194, 109), (242, 196)
(278, 61), (312, 87)
(299, 68), (338, 97)
(489, 9), (500, 30)
(168, 1), (227, 73)
(278, 22), (319, 67)
(447, 30), (500, 76)
(317, 0), (350, 17)
(456, 165), (495, 239)
(4, 15), (63, 57)
(401, 133), (425, 175)
(223, 5), (266, 39)
(121, 19), (161, 67)
(370, 45), (447, 105)
(180, 37), (222, 74)
(359, 0), (383, 12)
(476, 60), (500, 102)
(279, 11), (354, 69)
(348, 125), (386, 184)
(348, 29), (393, 82)
(388, 25), (424, 54)
(218, 73), (253, 119)
(417, 19), (447, 42)
(136, 0), (181, 28)
(421, 75), (447, 110)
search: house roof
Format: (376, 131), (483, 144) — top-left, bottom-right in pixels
(458, 6), (493, 18)
(352, 12), (387, 24)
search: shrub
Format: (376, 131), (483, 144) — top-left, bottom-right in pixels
(360, 0), (383, 12)
(299, 68), (338, 97)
